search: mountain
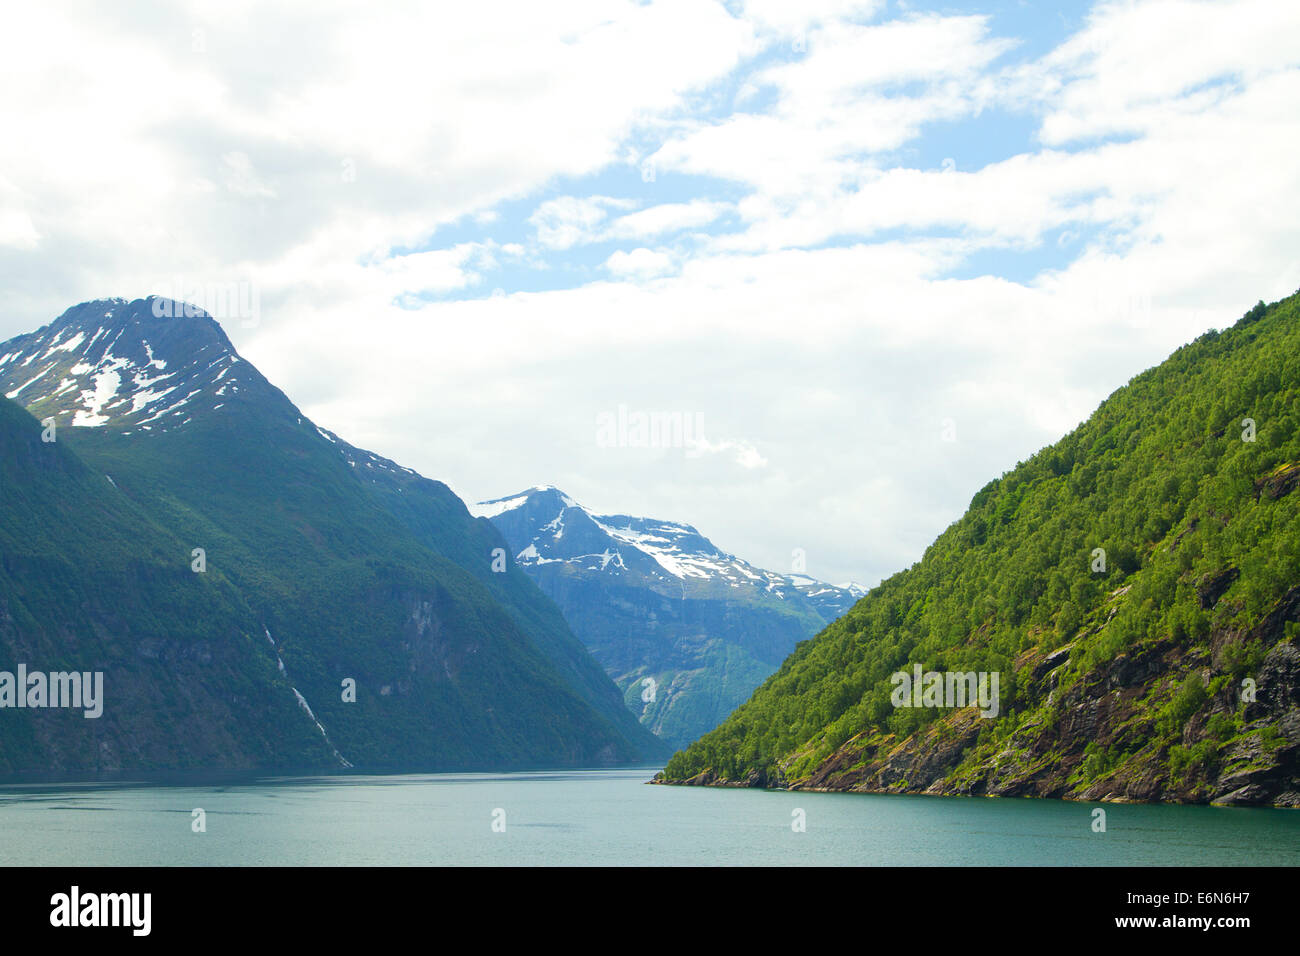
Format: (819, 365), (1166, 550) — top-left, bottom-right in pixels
(0, 297), (665, 774)
(0, 394), (341, 771)
(473, 485), (863, 747)
(657, 291), (1300, 807)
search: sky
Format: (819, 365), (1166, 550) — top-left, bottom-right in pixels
(1, 0), (1298, 588)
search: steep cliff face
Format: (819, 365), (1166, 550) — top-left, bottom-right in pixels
(659, 291), (1300, 807)
(0, 395), (337, 773)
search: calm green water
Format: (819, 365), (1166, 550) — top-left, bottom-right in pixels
(0, 768), (1296, 865)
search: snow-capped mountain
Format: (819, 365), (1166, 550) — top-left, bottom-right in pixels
(0, 297), (453, 488)
(472, 485), (865, 747)
(785, 574), (867, 621)
(0, 297), (254, 434)
(0, 298), (664, 772)
(472, 485), (863, 617)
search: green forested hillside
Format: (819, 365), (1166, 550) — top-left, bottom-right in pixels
(659, 292), (1300, 806)
(0, 396), (338, 772)
(0, 298), (663, 773)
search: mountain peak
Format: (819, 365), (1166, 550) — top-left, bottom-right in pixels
(470, 485), (578, 519)
(0, 297), (246, 433)
(474, 485), (868, 747)
(475, 486), (862, 617)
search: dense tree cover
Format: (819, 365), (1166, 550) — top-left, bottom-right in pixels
(42, 386), (659, 770)
(663, 291), (1300, 788)
(0, 396), (338, 771)
(1, 298), (664, 772)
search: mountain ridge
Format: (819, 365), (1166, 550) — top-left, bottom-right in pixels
(475, 484), (863, 747)
(472, 484), (865, 617)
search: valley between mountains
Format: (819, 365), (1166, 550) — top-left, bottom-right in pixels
(473, 485), (861, 748)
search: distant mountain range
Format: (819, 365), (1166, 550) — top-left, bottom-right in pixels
(0, 297), (666, 774)
(474, 486), (863, 747)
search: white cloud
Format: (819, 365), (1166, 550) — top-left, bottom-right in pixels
(742, 0), (885, 34)
(652, 14), (1013, 205)
(603, 247), (675, 279)
(1, 0), (1298, 586)
(0, 209), (39, 250)
(379, 243), (491, 297)
(687, 436), (769, 469)
(606, 201), (729, 241)
(220, 151), (278, 199)
(1033, 0), (1300, 145)
(529, 196), (636, 250)
(0, 0), (753, 320)
(531, 198), (729, 250)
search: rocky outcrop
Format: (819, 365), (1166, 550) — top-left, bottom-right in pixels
(1198, 567), (1240, 609)
(661, 587), (1300, 807)
(1256, 462), (1300, 501)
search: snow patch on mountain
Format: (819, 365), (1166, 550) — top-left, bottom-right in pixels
(72, 366), (124, 427)
(472, 485), (577, 520)
(0, 298), (247, 434)
(474, 486), (864, 618)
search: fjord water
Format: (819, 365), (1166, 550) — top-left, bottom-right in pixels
(0, 769), (1296, 866)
